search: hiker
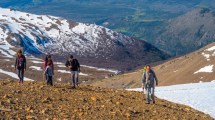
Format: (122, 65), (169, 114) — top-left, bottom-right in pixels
(65, 55), (80, 88)
(14, 49), (26, 85)
(43, 55), (54, 81)
(44, 61), (54, 86)
(141, 65), (158, 104)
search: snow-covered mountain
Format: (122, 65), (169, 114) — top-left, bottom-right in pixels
(0, 7), (170, 70)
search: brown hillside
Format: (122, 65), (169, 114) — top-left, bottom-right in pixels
(90, 42), (215, 88)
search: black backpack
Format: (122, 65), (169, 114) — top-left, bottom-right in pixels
(70, 59), (79, 68)
(18, 56), (25, 68)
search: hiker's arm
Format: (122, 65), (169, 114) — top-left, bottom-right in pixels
(14, 58), (17, 70)
(154, 72), (158, 86)
(65, 61), (69, 67)
(141, 73), (146, 88)
(44, 67), (47, 75)
(24, 56), (26, 70)
(52, 61), (54, 74)
(78, 60), (81, 72)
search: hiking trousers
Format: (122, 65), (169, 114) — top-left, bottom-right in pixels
(146, 84), (155, 103)
(71, 71), (79, 86)
(46, 75), (53, 86)
(17, 69), (24, 83)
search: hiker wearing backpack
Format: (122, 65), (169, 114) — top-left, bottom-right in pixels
(43, 55), (54, 81)
(141, 65), (158, 104)
(44, 61), (54, 86)
(65, 55), (80, 88)
(14, 49), (26, 85)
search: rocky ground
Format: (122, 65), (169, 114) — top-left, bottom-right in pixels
(0, 79), (212, 119)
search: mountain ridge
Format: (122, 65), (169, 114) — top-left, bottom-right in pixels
(154, 7), (215, 55)
(0, 7), (170, 70)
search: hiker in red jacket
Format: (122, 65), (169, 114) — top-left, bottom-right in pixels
(43, 55), (54, 81)
(15, 49), (26, 85)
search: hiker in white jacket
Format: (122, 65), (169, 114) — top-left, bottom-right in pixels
(141, 65), (158, 104)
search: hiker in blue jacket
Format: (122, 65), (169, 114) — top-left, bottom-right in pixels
(15, 49), (26, 85)
(141, 65), (158, 104)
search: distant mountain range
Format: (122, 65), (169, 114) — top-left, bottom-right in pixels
(0, 7), (170, 70)
(1, 0), (215, 56)
(153, 8), (215, 55)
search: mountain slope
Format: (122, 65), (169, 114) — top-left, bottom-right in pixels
(154, 8), (215, 55)
(90, 42), (215, 88)
(0, 80), (212, 119)
(0, 7), (170, 70)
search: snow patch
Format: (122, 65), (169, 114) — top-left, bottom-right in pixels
(194, 65), (214, 74)
(31, 61), (43, 64)
(81, 65), (120, 74)
(0, 69), (34, 81)
(202, 52), (210, 61)
(211, 80), (215, 83)
(58, 65), (66, 68)
(0, 44), (16, 58)
(4, 59), (10, 61)
(55, 62), (64, 65)
(127, 82), (215, 118)
(29, 66), (42, 71)
(206, 46), (215, 51)
(57, 70), (70, 74)
(57, 78), (62, 82)
(79, 73), (88, 76)
(57, 70), (88, 76)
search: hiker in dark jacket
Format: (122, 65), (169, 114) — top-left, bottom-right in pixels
(15, 49), (26, 85)
(44, 61), (54, 86)
(141, 65), (158, 104)
(65, 55), (80, 88)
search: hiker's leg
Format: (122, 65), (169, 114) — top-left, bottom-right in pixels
(148, 85), (152, 102)
(71, 71), (75, 87)
(21, 69), (24, 83)
(17, 69), (21, 83)
(50, 76), (53, 86)
(46, 75), (49, 85)
(47, 76), (50, 85)
(75, 71), (79, 86)
(145, 85), (150, 103)
(151, 86), (155, 103)
(46, 74), (48, 81)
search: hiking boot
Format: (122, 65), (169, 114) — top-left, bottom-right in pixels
(145, 102), (150, 104)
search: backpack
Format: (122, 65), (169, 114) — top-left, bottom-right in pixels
(143, 66), (147, 72)
(69, 59), (79, 69)
(17, 56), (25, 69)
(144, 70), (155, 85)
